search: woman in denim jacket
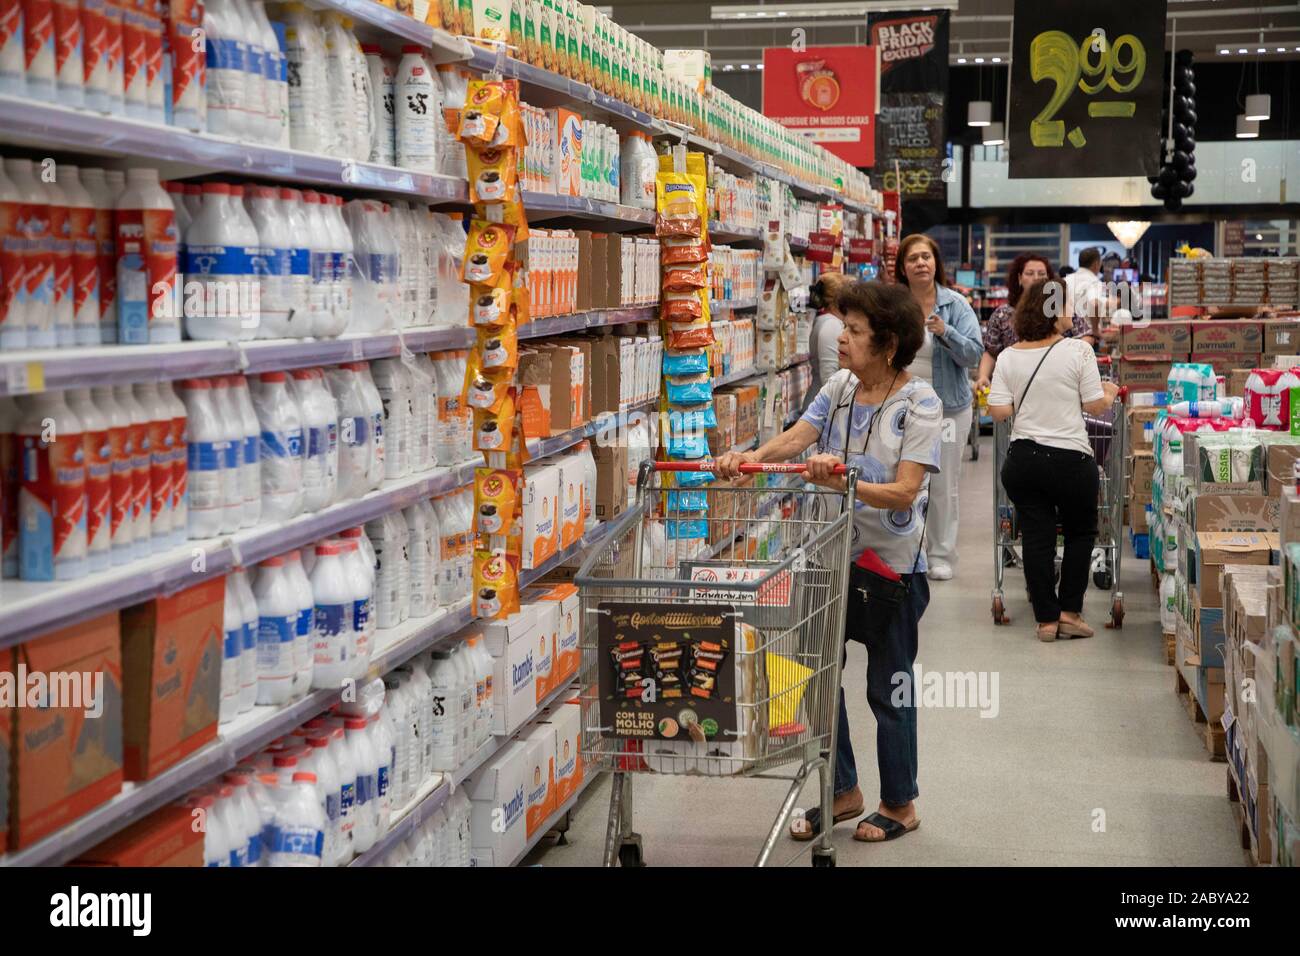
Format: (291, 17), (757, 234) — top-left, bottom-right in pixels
(895, 234), (983, 581)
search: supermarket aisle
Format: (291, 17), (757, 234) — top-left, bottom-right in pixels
(526, 434), (1246, 867)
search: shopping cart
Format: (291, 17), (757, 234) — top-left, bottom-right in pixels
(991, 357), (1127, 628)
(573, 459), (857, 867)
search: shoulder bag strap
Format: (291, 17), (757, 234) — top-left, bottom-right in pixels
(1013, 338), (1063, 415)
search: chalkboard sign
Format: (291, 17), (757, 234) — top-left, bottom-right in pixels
(1008, 0), (1167, 179)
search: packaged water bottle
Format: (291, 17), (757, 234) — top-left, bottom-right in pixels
(65, 388), (112, 572)
(208, 376), (244, 533)
(254, 555), (298, 705)
(343, 716), (378, 852)
(112, 383), (152, 557)
(17, 392), (87, 581)
(310, 539), (353, 689)
(133, 380), (174, 550)
(267, 772), (326, 867)
(227, 374), (262, 527)
(284, 549), (315, 697)
(220, 572), (242, 722)
(59, 166), (102, 347)
(251, 370), (303, 521)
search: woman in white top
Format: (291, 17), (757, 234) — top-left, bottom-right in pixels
(987, 279), (1120, 642)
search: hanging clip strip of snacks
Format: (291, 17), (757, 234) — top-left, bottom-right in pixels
(656, 149), (715, 564)
(457, 76), (532, 621)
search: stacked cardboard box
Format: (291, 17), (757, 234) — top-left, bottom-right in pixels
(1168, 257), (1300, 308)
(1118, 318), (1300, 398)
(1266, 491), (1300, 865)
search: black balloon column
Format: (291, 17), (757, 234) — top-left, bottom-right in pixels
(1150, 50), (1197, 211)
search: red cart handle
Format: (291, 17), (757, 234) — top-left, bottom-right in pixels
(652, 461), (848, 474)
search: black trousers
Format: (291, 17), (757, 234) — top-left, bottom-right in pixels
(1000, 439), (1099, 624)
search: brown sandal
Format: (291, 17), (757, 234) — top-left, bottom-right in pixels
(853, 812), (921, 842)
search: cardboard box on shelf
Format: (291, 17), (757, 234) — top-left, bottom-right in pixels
(1130, 501), (1151, 533)
(1264, 440), (1300, 494)
(1127, 406), (1162, 449)
(1188, 351), (1261, 373)
(521, 463), (560, 570)
(1118, 358), (1177, 391)
(119, 577), (223, 782)
(7, 612), (123, 849)
(733, 384), (760, 445)
(1261, 319), (1300, 355)
(1191, 533), (1277, 618)
(709, 392), (738, 456)
(1281, 488), (1300, 544)
(1196, 665), (1226, 722)
(1129, 450), (1156, 495)
(518, 349), (554, 439)
(481, 609), (542, 737)
(1120, 321), (1190, 356)
(574, 231), (594, 313)
(555, 455), (584, 550)
(525, 598), (559, 703)
(1189, 494), (1280, 533)
(520, 722), (557, 838)
(587, 234), (609, 308)
(592, 442), (628, 521)
(468, 740), (528, 867)
(1190, 587), (1226, 668)
(522, 583), (580, 685)
(542, 696), (584, 806)
(72, 803), (204, 866)
(1227, 368), (1254, 398)
(1191, 321), (1263, 355)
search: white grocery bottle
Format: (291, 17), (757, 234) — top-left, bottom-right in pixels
(302, 735), (345, 866)
(64, 388), (112, 573)
(88, 385), (132, 562)
(226, 0), (268, 143)
(279, 3), (331, 154)
(246, 185), (293, 339)
(178, 378), (223, 539)
(291, 368), (337, 510)
(156, 380), (188, 547)
(404, 659), (435, 779)
(41, 175), (76, 348)
(344, 716), (378, 852)
(310, 539), (354, 689)
(196, 795), (230, 866)
(232, 566), (260, 713)
(284, 549), (315, 698)
(395, 46), (438, 174)
(362, 44), (395, 167)
(268, 772), (326, 867)
(227, 374), (263, 528)
(59, 166), (102, 347)
(426, 649), (459, 770)
(324, 195), (354, 334)
(112, 383), (153, 558)
(78, 167), (119, 345)
(324, 364), (371, 501)
(433, 495), (456, 607)
(299, 190), (334, 336)
(133, 381), (174, 550)
(220, 572), (243, 723)
(354, 361), (385, 488)
(208, 376), (245, 534)
(251, 370), (304, 521)
(276, 187), (313, 337)
(201, 0), (246, 137)
(5, 159), (55, 348)
(222, 772), (265, 867)
(404, 503), (432, 619)
(369, 711), (393, 832)
(0, 0), (25, 96)
(371, 357), (410, 480)
(184, 183), (249, 341)
(0, 163), (28, 349)
(254, 555), (298, 705)
(365, 512), (404, 631)
(417, 497), (439, 612)
(249, 0), (286, 145)
(408, 352), (435, 471)
(114, 167), (180, 344)
(22, 0), (58, 101)
(329, 725), (356, 857)
(320, 12), (355, 158)
(382, 673), (413, 806)
(16, 392), (86, 581)
(338, 527), (374, 675)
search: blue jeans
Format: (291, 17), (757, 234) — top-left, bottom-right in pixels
(833, 573), (929, 807)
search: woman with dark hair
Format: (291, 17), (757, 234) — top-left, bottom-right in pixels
(803, 272), (857, 414)
(987, 280), (1119, 642)
(975, 253), (1096, 392)
(895, 233), (983, 582)
(717, 280), (942, 846)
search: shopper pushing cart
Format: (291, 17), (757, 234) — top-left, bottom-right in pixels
(986, 279), (1126, 638)
(575, 281), (943, 865)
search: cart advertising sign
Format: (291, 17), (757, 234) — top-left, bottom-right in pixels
(1008, 0), (1168, 178)
(761, 45), (879, 167)
(598, 602), (739, 741)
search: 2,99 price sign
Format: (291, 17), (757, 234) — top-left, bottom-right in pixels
(1008, 0), (1166, 179)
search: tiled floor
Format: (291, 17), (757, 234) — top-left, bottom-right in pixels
(524, 434), (1245, 867)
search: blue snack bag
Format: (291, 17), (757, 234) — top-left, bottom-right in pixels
(666, 377), (714, 405)
(662, 350), (710, 377)
(668, 406), (718, 432)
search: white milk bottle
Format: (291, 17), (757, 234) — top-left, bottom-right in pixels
(249, 0), (286, 145)
(395, 46), (438, 174)
(392, 203), (421, 328)
(344, 716), (378, 852)
(254, 555), (298, 705)
(59, 166), (102, 347)
(365, 512), (402, 631)
(228, 374), (262, 528)
(65, 388), (112, 572)
(325, 364), (371, 500)
(276, 188), (312, 337)
(202, 0), (247, 138)
(433, 495), (456, 607)
(164, 181), (190, 308)
(112, 383), (152, 557)
(196, 795), (230, 866)
(232, 566), (260, 713)
(251, 370), (304, 521)
(220, 572), (242, 723)
(208, 376), (245, 533)
(431, 352), (456, 466)
(292, 368), (337, 510)
(184, 182), (246, 341)
(327, 725), (356, 857)
(324, 195), (354, 333)
(41, 175), (75, 348)
(338, 527), (375, 672)
(213, 787), (247, 866)
(133, 381), (174, 550)
(426, 649), (459, 770)
(0, 397), (16, 578)
(299, 191), (334, 336)
(16, 392), (85, 581)
(363, 44), (395, 166)
(222, 772), (265, 867)
(5, 159), (55, 349)
(226, 0), (268, 143)
(0, 164), (27, 348)
(355, 361), (385, 487)
(114, 168), (181, 344)
(285, 549), (315, 698)
(0, 0), (25, 96)
(404, 503), (431, 618)
(406, 352), (433, 472)
(370, 710), (394, 832)
(310, 539), (353, 689)
(268, 772), (326, 866)
(228, 185), (263, 338)
(157, 381), (188, 546)
(404, 659), (434, 780)
(287, 369), (324, 512)
(90, 385), (133, 561)
(319, 12), (354, 157)
(450, 641), (474, 760)
(383, 673), (413, 805)
(457, 487), (474, 598)
(22, 0), (58, 101)
(246, 185), (293, 339)
(371, 357), (410, 480)
(302, 735), (344, 865)
(341, 200), (387, 334)
(279, 3), (330, 154)
(467, 634), (491, 746)
(417, 497), (439, 612)
(78, 167), (118, 345)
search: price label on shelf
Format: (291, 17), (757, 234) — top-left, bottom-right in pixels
(5, 361), (45, 395)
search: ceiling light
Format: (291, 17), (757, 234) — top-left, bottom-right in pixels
(1236, 114), (1260, 138)
(756, 63), (764, 70)
(957, 57), (967, 63)
(1107, 221), (1151, 248)
(1245, 93), (1271, 121)
(1256, 233), (1264, 240)
(981, 122), (1004, 146)
(1279, 48), (1287, 53)
(741, 63), (750, 69)
(968, 100), (992, 127)
(1257, 47), (1266, 53)
(974, 56), (984, 63)
(991, 57), (1001, 63)
(1239, 48), (1248, 53)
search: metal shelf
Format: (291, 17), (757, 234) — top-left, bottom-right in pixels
(347, 775), (451, 867)
(522, 190), (656, 227)
(308, 0), (470, 60)
(711, 298), (758, 312)
(712, 365), (758, 388)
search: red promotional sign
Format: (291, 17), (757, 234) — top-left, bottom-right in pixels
(806, 232), (839, 264)
(762, 45), (879, 167)
(847, 238), (875, 263)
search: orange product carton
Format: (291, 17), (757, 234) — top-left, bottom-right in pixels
(544, 695), (584, 805)
(522, 582), (580, 683)
(72, 803), (204, 866)
(521, 462), (560, 569)
(6, 612), (123, 849)
(119, 576), (224, 781)
(520, 721), (557, 838)
(525, 597), (560, 702)
(556, 453), (583, 549)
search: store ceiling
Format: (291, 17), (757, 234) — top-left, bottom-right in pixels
(604, 0), (1300, 69)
